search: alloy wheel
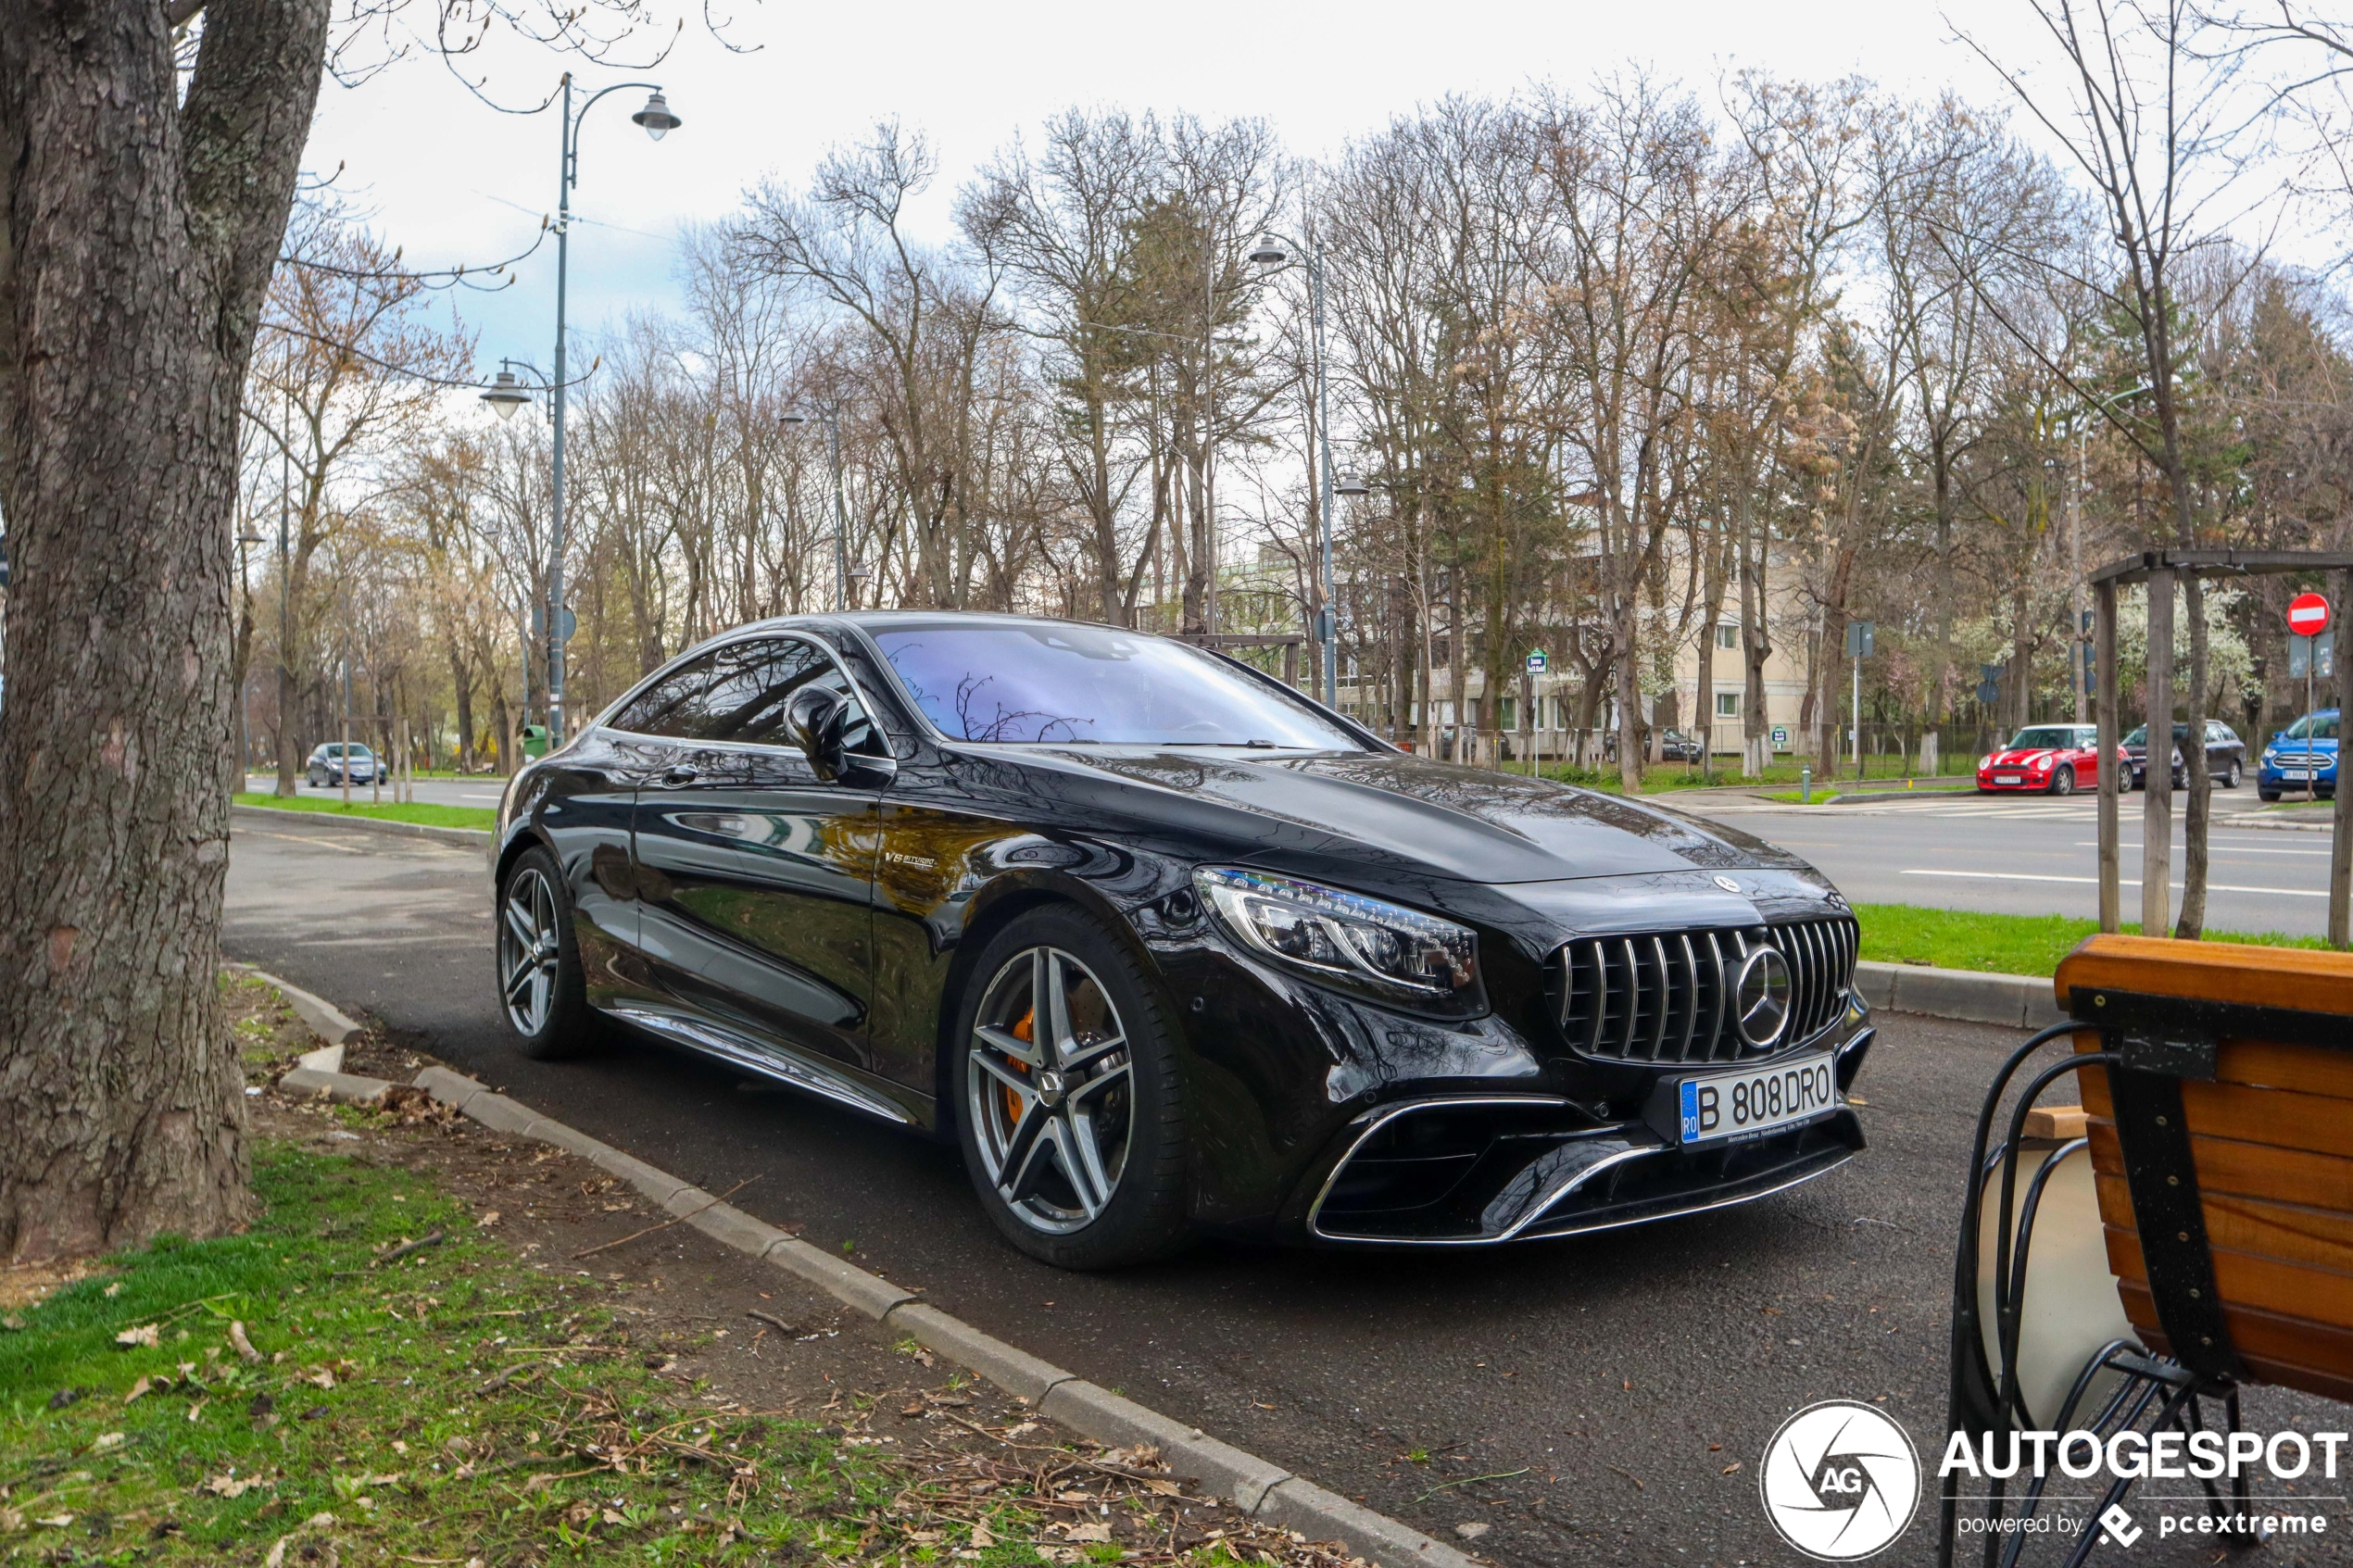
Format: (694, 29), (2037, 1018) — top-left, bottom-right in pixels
(967, 946), (1134, 1235)
(498, 867), (561, 1036)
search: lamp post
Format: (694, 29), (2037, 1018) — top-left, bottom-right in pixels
(1249, 233), (1364, 709)
(235, 528), (265, 784)
(484, 75), (679, 749)
(778, 408), (853, 611)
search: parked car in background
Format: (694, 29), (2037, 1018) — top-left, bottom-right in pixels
(1598, 727), (1705, 763)
(306, 742), (384, 787)
(1975, 723), (2124, 795)
(2122, 721), (2246, 790)
(2259, 709), (2339, 801)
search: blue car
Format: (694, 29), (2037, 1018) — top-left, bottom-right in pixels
(2259, 709), (2339, 801)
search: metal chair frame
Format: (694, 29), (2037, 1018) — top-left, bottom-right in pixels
(1938, 1024), (2260, 1566)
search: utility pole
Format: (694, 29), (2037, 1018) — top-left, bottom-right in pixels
(2071, 429), (2088, 724)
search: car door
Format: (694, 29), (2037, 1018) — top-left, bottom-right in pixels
(626, 636), (890, 1097)
(524, 724), (664, 1010)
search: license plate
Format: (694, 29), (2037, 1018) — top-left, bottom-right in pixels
(1994, 774), (2021, 784)
(2283, 768), (2311, 779)
(1674, 1056), (1839, 1147)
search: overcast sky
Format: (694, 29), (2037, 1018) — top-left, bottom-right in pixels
(308, 0), (2012, 369)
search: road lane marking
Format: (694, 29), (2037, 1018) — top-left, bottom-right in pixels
(1901, 869), (2328, 897)
(235, 829), (373, 855)
(2077, 841), (2331, 856)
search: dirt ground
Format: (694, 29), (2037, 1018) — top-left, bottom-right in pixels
(239, 979), (1387, 1568)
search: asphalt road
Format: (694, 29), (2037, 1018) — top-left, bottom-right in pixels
(1682, 790), (2339, 938)
(224, 815), (2352, 1566)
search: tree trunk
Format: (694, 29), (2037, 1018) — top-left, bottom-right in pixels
(451, 645), (477, 774)
(2177, 572), (2212, 939)
(0, 0), (330, 1261)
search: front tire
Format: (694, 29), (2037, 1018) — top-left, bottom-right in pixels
(2049, 766), (2075, 797)
(952, 907), (1189, 1269)
(496, 847), (598, 1060)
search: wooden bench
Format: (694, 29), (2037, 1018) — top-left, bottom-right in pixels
(2058, 935), (2353, 1405)
(1942, 935), (2353, 1565)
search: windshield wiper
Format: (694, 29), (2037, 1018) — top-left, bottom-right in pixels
(1161, 739), (1284, 748)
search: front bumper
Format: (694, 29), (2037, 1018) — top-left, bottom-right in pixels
(1298, 1022), (1872, 1245)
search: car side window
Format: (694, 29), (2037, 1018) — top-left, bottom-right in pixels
(610, 651), (726, 738)
(608, 638), (874, 747)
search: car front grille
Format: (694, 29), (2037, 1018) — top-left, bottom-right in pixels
(1553, 917), (1858, 1064)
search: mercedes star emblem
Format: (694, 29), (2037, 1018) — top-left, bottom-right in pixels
(1713, 874), (1742, 894)
(1734, 946), (1793, 1048)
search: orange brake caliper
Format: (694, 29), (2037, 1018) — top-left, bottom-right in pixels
(1005, 1006), (1035, 1123)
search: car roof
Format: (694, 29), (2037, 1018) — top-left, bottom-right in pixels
(727, 609), (1165, 639)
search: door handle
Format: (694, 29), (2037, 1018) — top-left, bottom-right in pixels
(660, 763), (699, 787)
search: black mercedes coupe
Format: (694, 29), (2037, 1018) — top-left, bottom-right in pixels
(492, 613), (1871, 1268)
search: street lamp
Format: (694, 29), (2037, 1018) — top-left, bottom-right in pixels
(1251, 232), (1353, 709)
(479, 358), (561, 728)
(481, 366), (532, 419)
(780, 408), (852, 612)
(236, 528), (264, 782)
(491, 73), (680, 748)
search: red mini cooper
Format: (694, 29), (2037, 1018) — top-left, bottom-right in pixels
(1976, 723), (2120, 795)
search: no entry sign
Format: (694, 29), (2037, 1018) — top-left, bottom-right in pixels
(2290, 592), (2332, 637)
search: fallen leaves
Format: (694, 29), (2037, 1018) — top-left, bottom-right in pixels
(202, 1472), (274, 1499)
(114, 1323), (160, 1348)
(229, 1319), (263, 1362)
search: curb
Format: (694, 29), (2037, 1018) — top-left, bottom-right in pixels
(1854, 960), (2064, 1030)
(394, 1062), (1479, 1568)
(2235, 812), (2334, 834)
(233, 802), (492, 851)
(227, 962), (366, 1073)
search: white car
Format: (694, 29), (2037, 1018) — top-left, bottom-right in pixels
(305, 743), (384, 786)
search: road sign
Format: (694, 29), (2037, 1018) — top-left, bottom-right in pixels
(530, 605), (579, 643)
(2290, 631), (2335, 680)
(1771, 726), (1788, 747)
(1844, 621), (1874, 659)
(1524, 649), (1548, 675)
(2289, 592), (2332, 638)
(1977, 680), (2001, 706)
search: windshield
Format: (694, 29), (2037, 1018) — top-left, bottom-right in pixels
(2008, 727), (2086, 750)
(2283, 714), (2340, 740)
(872, 622), (1364, 749)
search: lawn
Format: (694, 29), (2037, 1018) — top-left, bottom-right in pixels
(0, 1142), (1202, 1565)
(233, 793), (496, 832)
(1852, 901), (2329, 977)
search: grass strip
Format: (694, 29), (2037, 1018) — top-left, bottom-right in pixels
(0, 1144), (1109, 1564)
(233, 793), (495, 832)
(1852, 901), (2327, 978)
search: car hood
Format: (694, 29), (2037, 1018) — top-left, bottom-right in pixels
(970, 746), (1813, 886)
(1985, 748), (2070, 768)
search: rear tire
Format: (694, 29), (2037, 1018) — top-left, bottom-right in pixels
(2223, 759), (2243, 789)
(952, 906), (1190, 1270)
(496, 846), (599, 1061)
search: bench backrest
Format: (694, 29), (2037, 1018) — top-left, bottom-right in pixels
(2057, 934), (2353, 1401)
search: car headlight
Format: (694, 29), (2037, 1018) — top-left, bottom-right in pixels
(1194, 867), (1482, 1012)
(1979, 756), (1994, 771)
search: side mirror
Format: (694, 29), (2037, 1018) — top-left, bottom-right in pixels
(785, 686), (850, 780)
